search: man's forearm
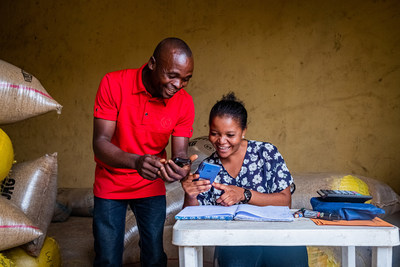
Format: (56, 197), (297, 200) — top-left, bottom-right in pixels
(93, 139), (139, 169)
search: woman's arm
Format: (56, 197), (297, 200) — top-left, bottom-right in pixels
(246, 187), (291, 207)
(212, 183), (291, 207)
(180, 173), (212, 208)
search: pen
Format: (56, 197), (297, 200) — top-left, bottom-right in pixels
(293, 210), (303, 218)
(299, 208), (341, 220)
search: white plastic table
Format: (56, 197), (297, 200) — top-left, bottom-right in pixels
(172, 218), (399, 267)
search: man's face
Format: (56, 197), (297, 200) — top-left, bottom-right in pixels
(150, 50), (194, 99)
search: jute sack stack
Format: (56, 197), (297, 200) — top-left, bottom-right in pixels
(0, 59), (62, 125)
(0, 197), (43, 251)
(1, 153), (58, 257)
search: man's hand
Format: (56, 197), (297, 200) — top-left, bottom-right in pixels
(159, 154), (198, 182)
(135, 154), (164, 180)
(213, 183), (245, 206)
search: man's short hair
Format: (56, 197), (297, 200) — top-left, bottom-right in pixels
(153, 37), (192, 60)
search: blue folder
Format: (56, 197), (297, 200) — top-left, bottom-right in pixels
(310, 197), (385, 220)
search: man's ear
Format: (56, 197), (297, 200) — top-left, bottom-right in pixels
(148, 56), (156, 71)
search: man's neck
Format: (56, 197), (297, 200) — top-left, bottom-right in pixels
(141, 65), (156, 97)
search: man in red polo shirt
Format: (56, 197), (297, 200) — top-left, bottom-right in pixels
(92, 37), (195, 266)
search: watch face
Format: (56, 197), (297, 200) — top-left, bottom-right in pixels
(243, 189), (252, 203)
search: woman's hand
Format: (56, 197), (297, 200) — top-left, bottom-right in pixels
(213, 183), (245, 206)
(181, 173), (212, 198)
(181, 173), (212, 207)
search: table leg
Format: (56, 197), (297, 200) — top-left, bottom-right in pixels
(179, 246), (203, 267)
(341, 246), (356, 267)
(372, 247), (392, 267)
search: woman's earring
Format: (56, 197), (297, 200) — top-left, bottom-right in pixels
(242, 136), (245, 139)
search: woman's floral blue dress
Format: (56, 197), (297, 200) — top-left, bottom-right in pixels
(197, 140), (293, 205)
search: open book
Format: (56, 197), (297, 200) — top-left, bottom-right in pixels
(175, 204), (294, 222)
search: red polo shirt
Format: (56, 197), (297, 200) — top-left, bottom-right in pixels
(93, 64), (194, 199)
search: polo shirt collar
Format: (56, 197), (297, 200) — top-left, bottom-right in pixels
(133, 63), (168, 105)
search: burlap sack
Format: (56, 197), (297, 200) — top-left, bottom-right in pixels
(291, 172), (400, 217)
(0, 59), (62, 125)
(164, 181), (185, 226)
(56, 188), (94, 217)
(0, 197), (43, 251)
(188, 136), (215, 172)
(51, 198), (72, 222)
(2, 153), (58, 256)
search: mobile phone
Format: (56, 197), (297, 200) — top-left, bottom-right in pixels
(194, 162), (221, 184)
(173, 157), (191, 168)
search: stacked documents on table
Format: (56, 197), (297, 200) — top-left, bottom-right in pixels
(175, 204), (294, 221)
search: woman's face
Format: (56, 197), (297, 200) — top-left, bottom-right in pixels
(209, 115), (246, 159)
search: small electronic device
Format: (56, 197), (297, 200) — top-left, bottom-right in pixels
(317, 189), (372, 203)
(194, 162), (221, 184)
(173, 157), (191, 168)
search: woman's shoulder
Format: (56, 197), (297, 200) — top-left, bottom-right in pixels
(247, 140), (278, 153)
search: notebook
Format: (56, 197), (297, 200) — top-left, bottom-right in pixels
(175, 204), (294, 222)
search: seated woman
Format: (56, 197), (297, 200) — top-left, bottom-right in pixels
(181, 92), (308, 267)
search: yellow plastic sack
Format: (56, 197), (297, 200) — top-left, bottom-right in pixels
(0, 253), (15, 267)
(331, 175), (371, 203)
(0, 128), (13, 182)
(2, 237), (61, 267)
(307, 246), (339, 267)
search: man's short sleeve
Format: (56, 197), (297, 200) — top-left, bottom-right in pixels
(172, 94), (195, 138)
(93, 74), (120, 121)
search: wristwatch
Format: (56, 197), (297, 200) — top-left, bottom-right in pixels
(242, 189), (252, 204)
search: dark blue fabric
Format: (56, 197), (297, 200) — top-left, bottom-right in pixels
(93, 196), (167, 267)
(215, 246), (308, 267)
(93, 197), (126, 267)
(310, 197), (385, 220)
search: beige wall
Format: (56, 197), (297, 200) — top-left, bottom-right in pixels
(1, 0), (399, 193)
